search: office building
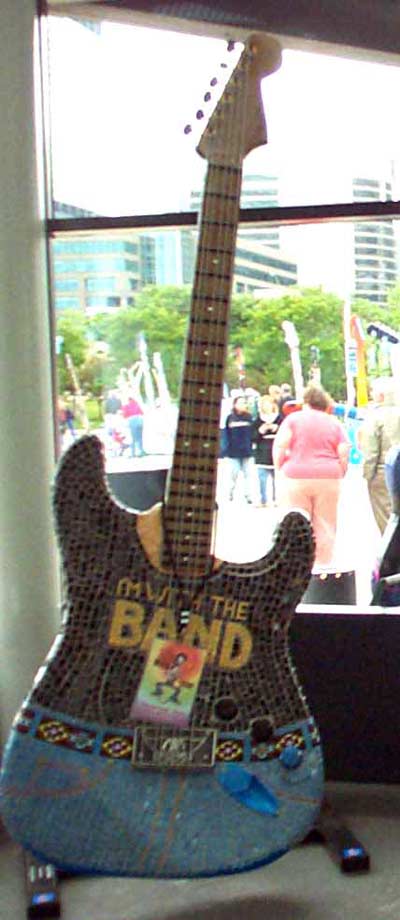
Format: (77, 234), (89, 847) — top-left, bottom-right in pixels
(352, 176), (397, 305)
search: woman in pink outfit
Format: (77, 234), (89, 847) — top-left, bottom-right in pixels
(273, 384), (349, 567)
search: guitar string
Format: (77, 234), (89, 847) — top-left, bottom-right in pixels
(204, 44), (249, 725)
(180, 51), (243, 598)
(190, 37), (245, 591)
(147, 52), (243, 756)
(163, 48), (243, 603)
(152, 42), (252, 749)
(174, 44), (249, 726)
(192, 45), (246, 583)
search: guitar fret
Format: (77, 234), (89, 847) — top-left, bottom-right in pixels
(178, 397), (220, 408)
(204, 191), (238, 203)
(201, 246), (235, 257)
(164, 157), (243, 570)
(193, 315), (228, 334)
(175, 424), (219, 437)
(194, 294), (228, 304)
(168, 468), (216, 478)
(202, 219), (236, 229)
(180, 378), (222, 388)
(178, 401), (221, 411)
(170, 466), (217, 476)
(209, 163), (241, 175)
(166, 502), (214, 512)
(186, 338), (226, 349)
(180, 361), (224, 371)
(165, 520), (214, 529)
(166, 536), (213, 545)
(173, 535), (212, 541)
(195, 270), (232, 282)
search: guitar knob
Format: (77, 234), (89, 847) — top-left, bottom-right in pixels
(251, 717), (275, 744)
(214, 697), (239, 722)
(279, 744), (303, 770)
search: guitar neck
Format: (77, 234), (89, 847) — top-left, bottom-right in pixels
(163, 162), (243, 574)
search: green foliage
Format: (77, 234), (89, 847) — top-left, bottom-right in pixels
(57, 285), (397, 406)
(229, 288), (347, 400)
(88, 286), (191, 397)
(351, 294), (400, 381)
(85, 397), (103, 424)
(55, 311), (89, 392)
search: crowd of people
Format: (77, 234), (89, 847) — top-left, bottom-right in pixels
(221, 376), (400, 572)
(58, 386), (147, 458)
(103, 387), (146, 457)
(58, 371), (400, 577)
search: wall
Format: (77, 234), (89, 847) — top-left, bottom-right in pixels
(0, 0), (60, 742)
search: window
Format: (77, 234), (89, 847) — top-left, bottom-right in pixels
(47, 15), (400, 610)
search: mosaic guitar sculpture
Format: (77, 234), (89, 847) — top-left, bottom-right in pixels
(0, 34), (324, 877)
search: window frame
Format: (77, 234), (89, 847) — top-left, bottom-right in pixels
(44, 12), (400, 616)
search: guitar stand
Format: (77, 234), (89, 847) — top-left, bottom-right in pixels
(22, 797), (370, 917)
(23, 851), (61, 919)
(303, 797), (370, 874)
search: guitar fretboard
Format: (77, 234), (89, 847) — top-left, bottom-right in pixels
(163, 163), (242, 575)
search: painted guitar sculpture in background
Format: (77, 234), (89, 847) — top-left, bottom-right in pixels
(0, 34), (323, 878)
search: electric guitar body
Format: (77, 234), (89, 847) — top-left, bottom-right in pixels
(0, 34), (323, 878)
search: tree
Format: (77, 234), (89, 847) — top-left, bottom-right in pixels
(56, 311), (89, 393)
(93, 287), (190, 398)
(56, 285), (356, 404)
(232, 288), (347, 400)
(351, 295), (400, 381)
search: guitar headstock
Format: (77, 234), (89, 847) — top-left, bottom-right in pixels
(197, 34), (281, 166)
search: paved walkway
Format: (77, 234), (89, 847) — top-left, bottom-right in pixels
(103, 448), (381, 607)
(214, 462), (381, 607)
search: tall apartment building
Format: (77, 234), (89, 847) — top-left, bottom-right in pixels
(52, 201), (141, 314)
(190, 172), (280, 248)
(139, 231), (196, 286)
(352, 176), (397, 305)
(190, 172), (297, 294)
(53, 236), (140, 314)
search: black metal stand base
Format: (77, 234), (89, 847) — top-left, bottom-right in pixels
(23, 851), (60, 918)
(303, 798), (370, 873)
(22, 799), (371, 916)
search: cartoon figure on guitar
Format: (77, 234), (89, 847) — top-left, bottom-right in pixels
(0, 34), (324, 878)
(152, 650), (190, 703)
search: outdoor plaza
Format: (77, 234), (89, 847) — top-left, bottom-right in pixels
(104, 453), (382, 609)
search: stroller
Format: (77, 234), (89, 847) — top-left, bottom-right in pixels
(111, 426), (131, 456)
(105, 416), (131, 457)
(371, 445), (400, 606)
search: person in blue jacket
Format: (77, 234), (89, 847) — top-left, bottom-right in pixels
(224, 395), (255, 503)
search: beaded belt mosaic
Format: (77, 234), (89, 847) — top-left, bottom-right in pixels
(14, 707), (319, 768)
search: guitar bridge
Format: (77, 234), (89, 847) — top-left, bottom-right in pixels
(132, 725), (217, 770)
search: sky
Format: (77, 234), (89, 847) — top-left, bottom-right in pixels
(48, 17), (400, 217)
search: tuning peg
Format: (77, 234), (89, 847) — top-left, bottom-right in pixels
(196, 110), (204, 120)
(210, 77), (218, 87)
(203, 91), (211, 102)
(227, 40), (235, 52)
(184, 124), (192, 134)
